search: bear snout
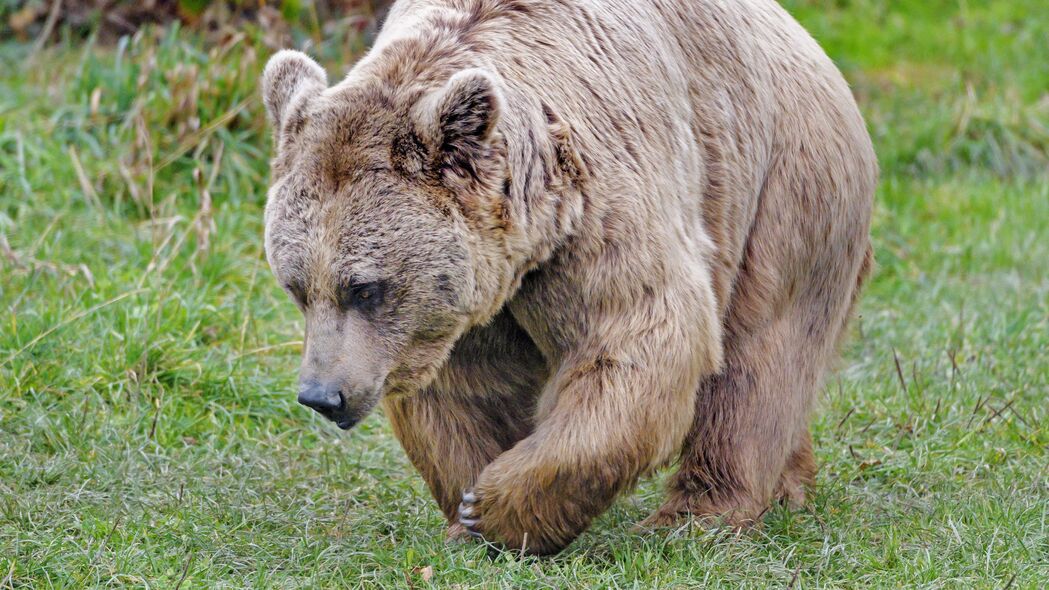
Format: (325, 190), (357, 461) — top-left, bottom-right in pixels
(297, 380), (360, 430)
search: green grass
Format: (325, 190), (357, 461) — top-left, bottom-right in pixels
(1, 1), (1046, 587)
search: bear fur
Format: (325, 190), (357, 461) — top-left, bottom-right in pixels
(262, 0), (876, 555)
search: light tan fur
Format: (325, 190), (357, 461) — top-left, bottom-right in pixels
(262, 0), (876, 555)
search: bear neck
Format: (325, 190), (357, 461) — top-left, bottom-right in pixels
(456, 88), (588, 327)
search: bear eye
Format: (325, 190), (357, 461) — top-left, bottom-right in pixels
(338, 280), (386, 312)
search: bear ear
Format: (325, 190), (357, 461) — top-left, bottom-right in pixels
(261, 50), (328, 132)
(418, 69), (503, 182)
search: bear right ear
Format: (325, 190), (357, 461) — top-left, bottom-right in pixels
(413, 69), (504, 188)
(261, 50), (328, 133)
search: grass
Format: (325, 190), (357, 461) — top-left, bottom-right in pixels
(0, 0), (1046, 587)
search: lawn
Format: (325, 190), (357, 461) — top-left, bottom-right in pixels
(0, 1), (1046, 587)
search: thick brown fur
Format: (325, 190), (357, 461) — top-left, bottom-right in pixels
(262, 0), (876, 555)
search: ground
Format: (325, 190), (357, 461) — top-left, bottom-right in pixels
(0, 1), (1046, 588)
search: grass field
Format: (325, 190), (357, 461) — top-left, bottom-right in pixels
(1, 1), (1046, 587)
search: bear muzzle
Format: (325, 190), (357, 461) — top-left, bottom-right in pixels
(297, 380), (360, 430)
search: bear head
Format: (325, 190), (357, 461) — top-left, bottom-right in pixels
(261, 50), (511, 429)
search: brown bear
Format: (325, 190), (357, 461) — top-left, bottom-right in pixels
(261, 0), (876, 555)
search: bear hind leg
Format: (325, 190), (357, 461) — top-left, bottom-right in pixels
(774, 427), (817, 509)
(641, 310), (834, 530)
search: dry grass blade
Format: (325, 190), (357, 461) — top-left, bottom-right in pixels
(68, 145), (102, 210)
(0, 289), (143, 368)
(28, 0), (62, 58)
(0, 232), (95, 287)
(192, 142), (223, 269)
(154, 97), (254, 173)
(892, 348), (908, 393)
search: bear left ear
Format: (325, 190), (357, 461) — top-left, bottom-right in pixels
(417, 69), (504, 183)
(261, 50), (328, 134)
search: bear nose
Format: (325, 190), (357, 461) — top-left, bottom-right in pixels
(297, 381), (345, 415)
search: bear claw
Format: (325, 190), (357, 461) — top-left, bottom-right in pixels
(458, 489), (483, 539)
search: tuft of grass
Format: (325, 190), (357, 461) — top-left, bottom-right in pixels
(1, 2), (1047, 588)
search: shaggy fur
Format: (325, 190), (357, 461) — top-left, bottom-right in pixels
(262, 0), (876, 555)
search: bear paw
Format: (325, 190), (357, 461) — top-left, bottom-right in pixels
(638, 493), (769, 532)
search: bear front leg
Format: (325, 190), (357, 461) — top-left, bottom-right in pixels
(459, 319), (720, 554)
(383, 311), (546, 536)
(384, 393), (528, 537)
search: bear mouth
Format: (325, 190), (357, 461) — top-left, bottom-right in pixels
(321, 403), (360, 430)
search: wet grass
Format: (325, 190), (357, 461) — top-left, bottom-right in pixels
(1, 1), (1047, 587)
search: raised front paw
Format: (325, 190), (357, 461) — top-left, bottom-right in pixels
(455, 481), (575, 555)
